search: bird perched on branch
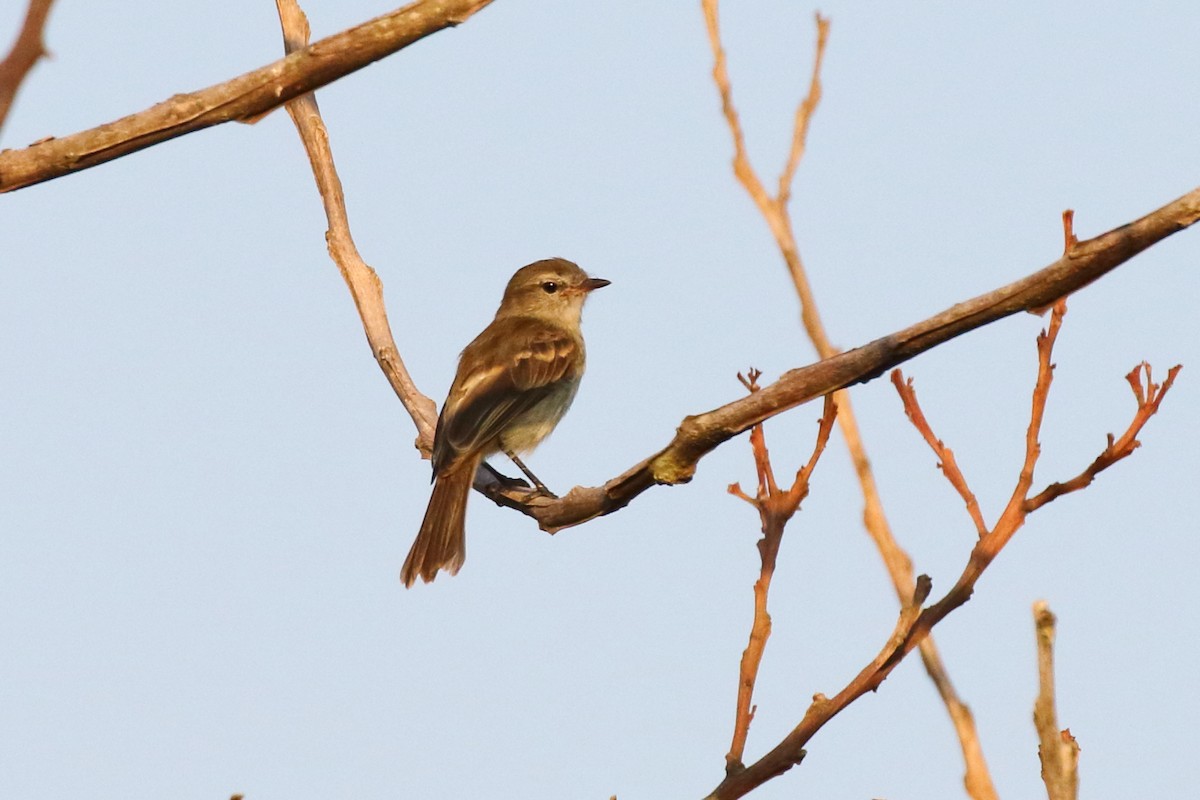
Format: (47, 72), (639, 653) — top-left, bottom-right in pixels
(401, 258), (610, 587)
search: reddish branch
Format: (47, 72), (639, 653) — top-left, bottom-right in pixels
(725, 372), (837, 772)
(1062, 209), (1079, 252)
(1025, 362), (1179, 512)
(885, 304), (1178, 671)
(709, 574), (934, 799)
(0, 0), (55, 137)
(704, 300), (1179, 799)
(894, 382), (989, 538)
(700, 6), (996, 795)
(0, 0), (495, 192)
(1033, 601), (1080, 800)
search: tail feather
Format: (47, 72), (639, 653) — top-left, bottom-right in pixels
(401, 458), (478, 587)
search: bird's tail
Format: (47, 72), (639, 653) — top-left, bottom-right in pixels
(401, 456), (479, 588)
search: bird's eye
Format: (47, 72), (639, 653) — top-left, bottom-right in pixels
(541, 281), (559, 294)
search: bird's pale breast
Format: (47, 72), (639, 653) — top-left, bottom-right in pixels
(496, 377), (581, 454)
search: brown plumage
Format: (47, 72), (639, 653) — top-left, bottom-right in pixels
(401, 258), (609, 587)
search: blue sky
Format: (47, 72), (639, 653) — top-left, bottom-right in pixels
(2, 2), (1198, 798)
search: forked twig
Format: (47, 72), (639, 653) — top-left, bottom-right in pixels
(705, 296), (1178, 800)
(1024, 361), (1180, 513)
(725, 374), (837, 773)
(701, 3), (996, 795)
(890, 298), (1179, 589)
(702, 2), (829, 333)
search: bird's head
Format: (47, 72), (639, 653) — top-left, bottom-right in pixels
(495, 257), (610, 324)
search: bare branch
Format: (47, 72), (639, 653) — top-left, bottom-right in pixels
(725, 417), (777, 773)
(0, 0), (495, 192)
(891, 371), (990, 539)
(274, 0), (436, 447)
(790, 394), (837, 499)
(706, 575), (934, 799)
(491, 187), (1198, 531)
(1033, 601), (1080, 800)
(705, 291), (1179, 800)
(701, 6), (997, 793)
(702, 0), (773, 217)
(0, 0), (55, 137)
(777, 14), (829, 207)
(1025, 362), (1181, 513)
(1005, 299), (1067, 520)
(701, 0), (828, 341)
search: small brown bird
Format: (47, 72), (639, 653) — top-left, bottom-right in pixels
(401, 258), (609, 587)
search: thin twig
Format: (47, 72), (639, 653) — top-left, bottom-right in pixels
(1062, 209), (1078, 254)
(1025, 362), (1180, 513)
(0, 0), (55, 138)
(700, 4), (996, 794)
(777, 16), (828, 207)
(0, 0), (495, 192)
(1008, 300), (1067, 512)
(790, 394), (838, 502)
(274, 0), (436, 446)
(1033, 601), (1080, 800)
(892, 372), (989, 539)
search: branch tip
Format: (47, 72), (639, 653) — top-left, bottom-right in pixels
(1061, 209), (1078, 254)
(737, 368), (763, 393)
(0, 0), (57, 137)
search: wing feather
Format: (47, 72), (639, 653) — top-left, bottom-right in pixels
(432, 318), (580, 474)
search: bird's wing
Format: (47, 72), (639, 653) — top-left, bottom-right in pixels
(432, 319), (580, 474)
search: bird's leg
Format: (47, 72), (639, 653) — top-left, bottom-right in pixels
(502, 448), (557, 498)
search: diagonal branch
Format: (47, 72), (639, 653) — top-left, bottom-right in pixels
(705, 575), (934, 799)
(0, 0), (55, 137)
(892, 372), (989, 538)
(706, 301), (1178, 800)
(701, 7), (996, 794)
(274, 0), (436, 445)
(484, 184), (1200, 533)
(776, 17), (826, 208)
(0, 0), (495, 192)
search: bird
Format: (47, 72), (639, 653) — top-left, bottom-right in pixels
(401, 258), (609, 587)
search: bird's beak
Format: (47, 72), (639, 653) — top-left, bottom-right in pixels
(582, 277), (611, 292)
